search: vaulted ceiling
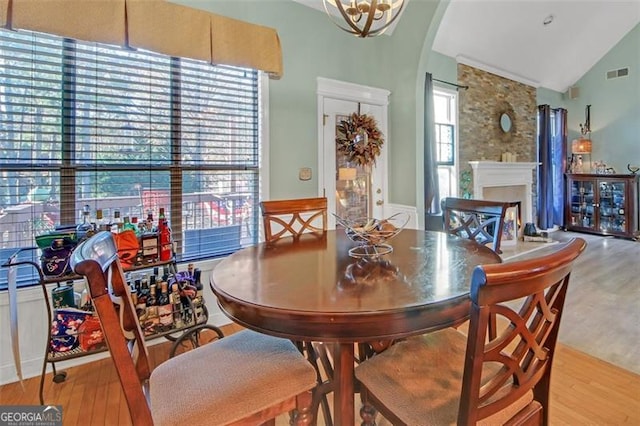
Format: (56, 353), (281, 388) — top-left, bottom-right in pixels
(293, 0), (640, 93)
(433, 0), (640, 92)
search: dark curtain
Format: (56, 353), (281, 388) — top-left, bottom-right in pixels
(537, 105), (567, 230)
(424, 72), (441, 222)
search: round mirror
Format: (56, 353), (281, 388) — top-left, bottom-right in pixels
(500, 113), (512, 133)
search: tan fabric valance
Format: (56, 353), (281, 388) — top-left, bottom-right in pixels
(1, 0), (283, 79)
(127, 0), (211, 63)
(211, 14), (282, 80)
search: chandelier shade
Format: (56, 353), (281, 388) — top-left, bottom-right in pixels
(322, 0), (405, 38)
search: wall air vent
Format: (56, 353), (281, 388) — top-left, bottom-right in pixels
(606, 67), (630, 79)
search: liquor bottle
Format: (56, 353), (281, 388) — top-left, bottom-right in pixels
(146, 211), (155, 232)
(170, 283), (185, 328)
(111, 209), (123, 233)
(134, 278), (147, 316)
(76, 205), (93, 241)
(187, 263), (194, 280)
(98, 208), (113, 232)
(144, 283), (159, 335)
(146, 283), (157, 307)
(158, 208), (172, 261)
(192, 268), (205, 324)
(130, 217), (141, 236)
(157, 281), (173, 330)
(141, 222), (159, 264)
(123, 216), (138, 235)
(193, 267), (203, 291)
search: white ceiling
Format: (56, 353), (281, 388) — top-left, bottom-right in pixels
(294, 1), (639, 93)
(433, 0), (640, 92)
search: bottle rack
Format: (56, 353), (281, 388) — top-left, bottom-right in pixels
(2, 249), (223, 405)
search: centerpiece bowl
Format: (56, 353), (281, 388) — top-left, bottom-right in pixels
(333, 212), (409, 258)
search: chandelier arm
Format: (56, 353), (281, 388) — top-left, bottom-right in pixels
(363, 0), (405, 36)
(325, 0), (367, 36)
(361, 0), (377, 36)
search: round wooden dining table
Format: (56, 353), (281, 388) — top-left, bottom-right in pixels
(210, 229), (501, 426)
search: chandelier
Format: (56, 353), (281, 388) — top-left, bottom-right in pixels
(322, 0), (405, 38)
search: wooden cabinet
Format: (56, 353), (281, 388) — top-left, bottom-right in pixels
(565, 173), (639, 239)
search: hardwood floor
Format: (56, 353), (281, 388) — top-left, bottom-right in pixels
(1, 231), (638, 425)
(501, 231), (640, 374)
(0, 323), (638, 425)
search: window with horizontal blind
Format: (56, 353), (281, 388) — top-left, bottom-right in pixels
(0, 29), (261, 289)
(433, 88), (458, 199)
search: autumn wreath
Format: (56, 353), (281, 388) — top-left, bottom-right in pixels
(336, 113), (384, 167)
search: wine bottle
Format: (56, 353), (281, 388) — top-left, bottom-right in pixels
(144, 284), (159, 335)
(157, 281), (173, 330)
(170, 283), (184, 328)
(147, 283), (157, 307)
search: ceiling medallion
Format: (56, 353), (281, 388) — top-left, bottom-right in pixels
(322, 0), (405, 38)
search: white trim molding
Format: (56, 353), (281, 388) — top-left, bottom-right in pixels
(316, 77), (390, 106)
(469, 161), (539, 224)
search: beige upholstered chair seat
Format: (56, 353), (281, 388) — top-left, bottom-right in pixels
(355, 328), (535, 426)
(151, 329), (317, 425)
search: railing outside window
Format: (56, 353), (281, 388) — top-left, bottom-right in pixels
(0, 29), (261, 289)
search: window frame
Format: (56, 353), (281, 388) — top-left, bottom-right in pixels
(433, 86), (458, 199)
(0, 29), (269, 290)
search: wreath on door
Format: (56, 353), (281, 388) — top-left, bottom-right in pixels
(336, 113), (384, 167)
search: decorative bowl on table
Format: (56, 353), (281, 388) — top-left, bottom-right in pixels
(333, 212), (409, 258)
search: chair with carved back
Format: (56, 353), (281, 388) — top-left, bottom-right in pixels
(260, 197), (327, 243)
(355, 238), (586, 426)
(259, 196), (334, 424)
(442, 197), (511, 254)
(70, 231), (317, 426)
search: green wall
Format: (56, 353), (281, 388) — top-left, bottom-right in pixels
(177, 0), (439, 205)
(175, 1), (639, 212)
(536, 87), (565, 109)
(563, 23), (640, 174)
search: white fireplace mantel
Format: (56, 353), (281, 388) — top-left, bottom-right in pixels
(469, 161), (539, 224)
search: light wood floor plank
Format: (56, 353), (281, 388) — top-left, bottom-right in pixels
(1, 325), (638, 426)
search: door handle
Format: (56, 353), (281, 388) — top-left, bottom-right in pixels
(376, 200), (384, 206)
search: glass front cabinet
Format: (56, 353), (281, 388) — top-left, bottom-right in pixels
(565, 174), (639, 239)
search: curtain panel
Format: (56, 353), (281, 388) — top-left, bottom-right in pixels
(537, 105), (567, 230)
(0, 0), (283, 78)
(424, 72), (441, 218)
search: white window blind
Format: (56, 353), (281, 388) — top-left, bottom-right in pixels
(0, 29), (260, 288)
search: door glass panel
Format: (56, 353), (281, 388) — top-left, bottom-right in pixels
(569, 180), (595, 229)
(598, 180), (626, 233)
(335, 114), (371, 220)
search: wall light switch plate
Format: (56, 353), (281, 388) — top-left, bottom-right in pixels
(299, 167), (312, 181)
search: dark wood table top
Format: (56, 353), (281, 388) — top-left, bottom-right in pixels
(211, 229), (501, 426)
(211, 229), (502, 342)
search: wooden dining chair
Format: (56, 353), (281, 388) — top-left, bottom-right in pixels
(70, 231), (317, 426)
(260, 197), (327, 243)
(355, 237), (587, 426)
(442, 197), (511, 254)
(259, 197), (333, 423)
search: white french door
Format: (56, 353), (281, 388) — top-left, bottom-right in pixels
(317, 78), (390, 229)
